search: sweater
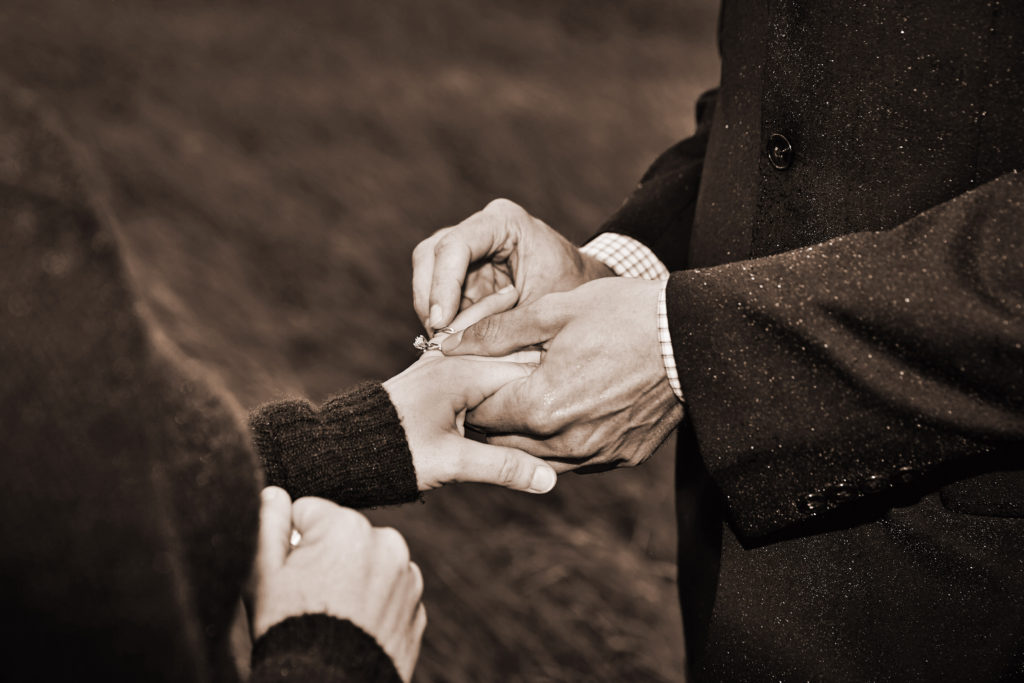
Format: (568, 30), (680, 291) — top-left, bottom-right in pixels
(0, 81), (419, 682)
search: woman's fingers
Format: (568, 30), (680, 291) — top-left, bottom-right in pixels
(256, 487), (293, 577)
(451, 438), (557, 494)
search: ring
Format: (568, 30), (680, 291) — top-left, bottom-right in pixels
(433, 326), (455, 335)
(413, 335), (442, 353)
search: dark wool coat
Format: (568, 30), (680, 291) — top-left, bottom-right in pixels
(598, 2), (1024, 681)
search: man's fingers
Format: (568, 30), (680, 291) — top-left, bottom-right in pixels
(448, 284), (519, 332)
(412, 229), (448, 330)
(256, 486), (293, 576)
(441, 296), (566, 357)
(428, 214), (509, 329)
(461, 368), (554, 436)
(484, 433), (580, 467)
(452, 439), (557, 494)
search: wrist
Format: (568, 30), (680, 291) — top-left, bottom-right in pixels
(578, 249), (616, 281)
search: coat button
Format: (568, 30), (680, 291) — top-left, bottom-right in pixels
(891, 465), (917, 485)
(797, 492), (827, 514)
(767, 133), (793, 170)
(825, 482), (857, 504)
(859, 474), (890, 494)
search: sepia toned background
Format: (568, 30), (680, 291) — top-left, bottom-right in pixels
(1, 1), (719, 680)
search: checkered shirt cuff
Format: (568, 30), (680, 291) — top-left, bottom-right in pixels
(579, 232), (670, 280)
(581, 233), (683, 402)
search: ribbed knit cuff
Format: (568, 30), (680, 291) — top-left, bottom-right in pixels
(250, 382), (420, 508)
(251, 614), (402, 683)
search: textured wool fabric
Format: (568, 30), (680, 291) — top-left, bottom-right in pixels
(251, 616), (402, 683)
(595, 1), (1024, 680)
(251, 383), (420, 509)
(670, 173), (1024, 539)
(0, 82), (417, 681)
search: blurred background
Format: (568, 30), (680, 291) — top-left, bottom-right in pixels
(1, 0), (718, 680)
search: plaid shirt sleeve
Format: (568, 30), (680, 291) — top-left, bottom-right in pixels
(580, 233), (684, 402)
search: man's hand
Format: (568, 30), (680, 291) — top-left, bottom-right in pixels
(412, 198), (613, 332)
(440, 277), (683, 471)
(251, 488), (425, 683)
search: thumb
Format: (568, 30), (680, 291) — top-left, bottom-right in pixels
(255, 486), (293, 577)
(452, 438), (557, 494)
(441, 295), (567, 356)
(447, 284), (519, 332)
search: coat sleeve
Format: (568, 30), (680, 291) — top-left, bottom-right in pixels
(585, 88), (718, 272)
(666, 172), (1024, 541)
(250, 614), (402, 683)
(249, 382), (420, 508)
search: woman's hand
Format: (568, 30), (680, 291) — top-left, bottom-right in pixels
(384, 354), (557, 494)
(383, 286), (557, 494)
(252, 487), (426, 683)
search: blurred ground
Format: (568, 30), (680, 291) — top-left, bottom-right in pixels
(1, 1), (719, 680)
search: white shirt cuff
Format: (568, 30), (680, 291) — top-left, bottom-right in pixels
(580, 233), (683, 402)
(579, 232), (670, 280)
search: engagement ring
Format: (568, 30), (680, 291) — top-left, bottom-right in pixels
(413, 335), (442, 353)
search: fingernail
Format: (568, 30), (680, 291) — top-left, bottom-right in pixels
(440, 329), (464, 353)
(261, 487), (280, 501)
(529, 467), (556, 494)
(428, 304), (442, 328)
(497, 284), (515, 295)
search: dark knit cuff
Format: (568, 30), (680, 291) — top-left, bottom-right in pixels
(250, 382), (420, 508)
(251, 614), (402, 683)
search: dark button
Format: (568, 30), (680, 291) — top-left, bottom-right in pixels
(767, 133), (793, 170)
(825, 482), (858, 504)
(860, 474), (890, 494)
(797, 492), (828, 514)
(891, 465), (917, 485)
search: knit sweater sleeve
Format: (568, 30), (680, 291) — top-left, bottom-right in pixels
(250, 614), (402, 683)
(249, 382), (420, 508)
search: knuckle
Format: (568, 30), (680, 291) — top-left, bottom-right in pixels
(332, 507), (371, 536)
(413, 231), (442, 261)
(484, 197), (520, 215)
(290, 496), (323, 521)
(497, 455), (523, 488)
(413, 232), (438, 259)
(376, 526), (411, 564)
(409, 562), (424, 595)
(523, 413), (552, 435)
(411, 241), (427, 263)
(467, 315), (503, 345)
(417, 605), (428, 633)
(533, 415), (564, 437)
(523, 396), (562, 436)
(433, 233), (460, 259)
